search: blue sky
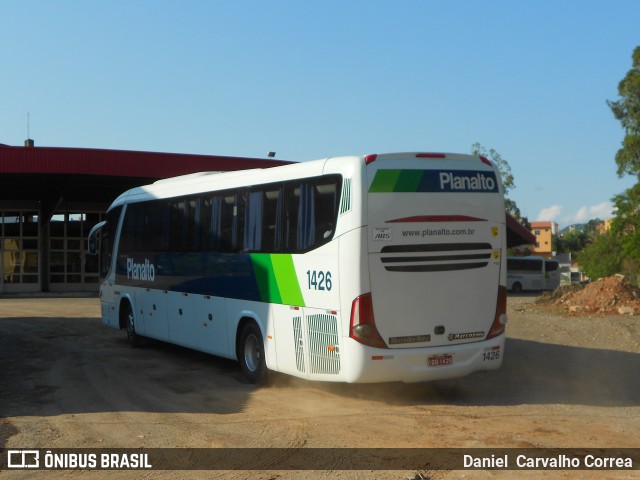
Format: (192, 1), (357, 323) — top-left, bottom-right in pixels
(1, 1), (638, 228)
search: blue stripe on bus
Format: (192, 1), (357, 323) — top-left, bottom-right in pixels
(115, 252), (262, 301)
(114, 252), (304, 306)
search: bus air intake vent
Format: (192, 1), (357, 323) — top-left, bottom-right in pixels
(340, 178), (352, 215)
(380, 242), (492, 272)
(293, 316), (305, 372)
(307, 313), (341, 375)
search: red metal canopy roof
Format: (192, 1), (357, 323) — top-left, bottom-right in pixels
(0, 145), (292, 206)
(0, 145), (535, 247)
(0, 145), (289, 177)
(506, 213), (536, 246)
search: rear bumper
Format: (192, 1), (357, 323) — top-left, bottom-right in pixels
(342, 334), (505, 383)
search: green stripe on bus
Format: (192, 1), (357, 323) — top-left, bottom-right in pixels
(369, 169), (424, 193)
(270, 254), (305, 306)
(250, 254), (305, 306)
(251, 254), (283, 304)
(369, 169), (424, 192)
(396, 170), (422, 192)
(368, 169), (402, 192)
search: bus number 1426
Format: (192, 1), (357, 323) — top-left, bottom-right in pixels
(306, 270), (332, 291)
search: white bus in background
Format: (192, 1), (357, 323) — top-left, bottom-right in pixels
(88, 152), (508, 384)
(507, 256), (560, 292)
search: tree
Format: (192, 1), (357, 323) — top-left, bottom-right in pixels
(578, 230), (622, 280)
(606, 46), (640, 282)
(607, 46), (640, 177)
(612, 183), (640, 258)
(556, 228), (589, 254)
(471, 143), (528, 226)
(585, 218), (604, 235)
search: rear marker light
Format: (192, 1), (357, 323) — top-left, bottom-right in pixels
(480, 155), (493, 167)
(365, 154), (378, 165)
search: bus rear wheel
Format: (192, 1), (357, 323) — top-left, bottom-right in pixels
(238, 322), (267, 384)
(512, 282), (523, 293)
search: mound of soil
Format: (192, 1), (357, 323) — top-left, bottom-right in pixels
(536, 275), (640, 315)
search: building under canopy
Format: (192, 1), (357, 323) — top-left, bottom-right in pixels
(0, 142), (287, 293)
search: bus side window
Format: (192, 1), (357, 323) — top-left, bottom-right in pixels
(121, 203), (146, 254)
(100, 206), (122, 279)
(244, 190), (263, 252)
(185, 197), (201, 252)
(283, 183), (300, 252)
(203, 195), (219, 251)
(244, 187), (282, 252)
(203, 194), (235, 252)
(169, 199), (186, 252)
(262, 187), (282, 252)
(296, 183), (316, 250)
(282, 176), (340, 253)
(314, 181), (338, 241)
(143, 202), (169, 252)
(220, 194), (236, 252)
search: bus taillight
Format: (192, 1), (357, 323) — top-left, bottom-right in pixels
(486, 285), (507, 339)
(349, 293), (388, 349)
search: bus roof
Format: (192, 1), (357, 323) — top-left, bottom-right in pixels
(107, 151), (500, 210)
(108, 158), (332, 209)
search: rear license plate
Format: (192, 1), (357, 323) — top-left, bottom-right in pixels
(428, 354), (454, 367)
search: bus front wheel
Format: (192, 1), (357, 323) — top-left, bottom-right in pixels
(238, 322), (267, 384)
(512, 282), (523, 293)
(122, 302), (141, 348)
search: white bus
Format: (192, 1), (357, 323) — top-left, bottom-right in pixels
(88, 152), (508, 384)
(507, 256), (560, 292)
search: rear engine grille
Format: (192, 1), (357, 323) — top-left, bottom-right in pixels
(380, 242), (492, 272)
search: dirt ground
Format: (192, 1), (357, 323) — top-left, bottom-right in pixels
(0, 294), (639, 479)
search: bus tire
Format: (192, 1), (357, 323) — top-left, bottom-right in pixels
(123, 302), (141, 348)
(512, 282), (523, 293)
(238, 322), (268, 384)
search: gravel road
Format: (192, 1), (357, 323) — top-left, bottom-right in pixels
(1, 295), (638, 479)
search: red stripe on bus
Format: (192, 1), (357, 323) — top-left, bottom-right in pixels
(386, 215), (486, 223)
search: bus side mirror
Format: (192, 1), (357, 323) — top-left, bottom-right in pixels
(88, 221), (106, 255)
